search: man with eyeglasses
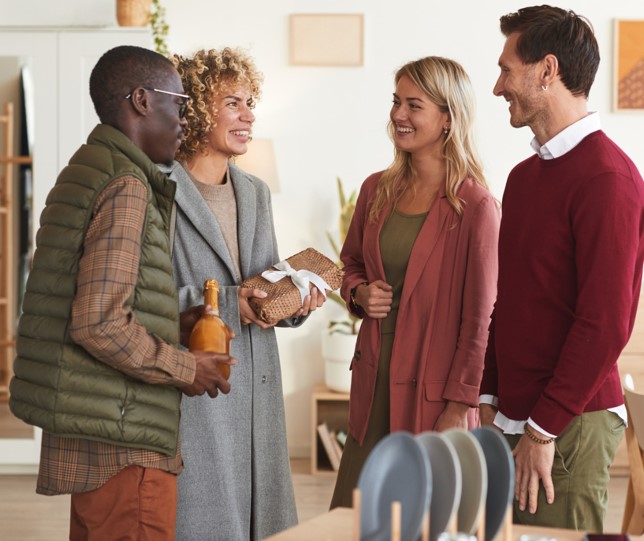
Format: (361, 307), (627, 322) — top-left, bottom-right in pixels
(10, 45), (234, 539)
(125, 86), (190, 119)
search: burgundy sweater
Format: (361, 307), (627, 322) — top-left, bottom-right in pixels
(481, 130), (644, 435)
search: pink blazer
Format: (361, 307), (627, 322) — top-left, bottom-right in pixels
(341, 172), (500, 445)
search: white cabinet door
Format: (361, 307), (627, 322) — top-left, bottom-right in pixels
(57, 29), (151, 174)
(0, 30), (58, 468)
(0, 30), (58, 247)
(0, 27), (150, 469)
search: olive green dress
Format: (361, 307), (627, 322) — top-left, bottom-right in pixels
(330, 208), (429, 508)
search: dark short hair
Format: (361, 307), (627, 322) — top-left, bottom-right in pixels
(89, 45), (176, 124)
(500, 5), (599, 98)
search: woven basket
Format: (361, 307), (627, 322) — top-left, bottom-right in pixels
(240, 248), (344, 325)
(116, 0), (151, 27)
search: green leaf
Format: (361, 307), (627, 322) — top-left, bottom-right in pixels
(150, 0), (170, 56)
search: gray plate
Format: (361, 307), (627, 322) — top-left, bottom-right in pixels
(415, 432), (462, 541)
(471, 427), (515, 541)
(357, 432), (431, 541)
(444, 429), (488, 534)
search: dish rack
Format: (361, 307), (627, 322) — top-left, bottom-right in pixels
(350, 487), (512, 541)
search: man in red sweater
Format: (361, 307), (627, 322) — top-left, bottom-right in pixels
(480, 5), (644, 532)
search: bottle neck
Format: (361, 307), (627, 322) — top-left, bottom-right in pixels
(203, 288), (219, 312)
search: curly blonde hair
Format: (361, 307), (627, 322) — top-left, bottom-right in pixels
(171, 48), (263, 162)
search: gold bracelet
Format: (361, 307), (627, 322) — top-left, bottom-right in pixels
(524, 425), (555, 445)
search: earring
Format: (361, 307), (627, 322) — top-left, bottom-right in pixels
(443, 127), (449, 135)
(541, 84), (548, 91)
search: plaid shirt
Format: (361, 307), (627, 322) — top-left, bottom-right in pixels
(37, 175), (195, 495)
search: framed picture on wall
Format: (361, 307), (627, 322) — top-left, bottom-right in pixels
(613, 19), (644, 111)
(289, 13), (364, 67)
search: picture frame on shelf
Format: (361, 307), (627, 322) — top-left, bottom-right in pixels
(613, 19), (644, 112)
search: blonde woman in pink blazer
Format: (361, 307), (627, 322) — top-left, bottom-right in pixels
(331, 56), (500, 508)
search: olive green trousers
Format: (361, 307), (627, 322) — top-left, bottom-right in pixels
(505, 410), (624, 533)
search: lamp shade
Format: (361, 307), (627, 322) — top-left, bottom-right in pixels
(234, 138), (280, 192)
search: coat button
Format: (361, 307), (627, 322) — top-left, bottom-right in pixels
(355, 350), (361, 360)
(411, 378), (417, 387)
(261, 375), (267, 383)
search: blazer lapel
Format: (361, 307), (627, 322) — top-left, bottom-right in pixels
(363, 203), (390, 283)
(399, 195), (452, 309)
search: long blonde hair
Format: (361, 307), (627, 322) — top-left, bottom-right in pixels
(369, 56), (487, 222)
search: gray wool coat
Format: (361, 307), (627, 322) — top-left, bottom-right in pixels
(164, 161), (299, 541)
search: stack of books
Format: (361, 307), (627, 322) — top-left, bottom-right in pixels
(317, 422), (347, 471)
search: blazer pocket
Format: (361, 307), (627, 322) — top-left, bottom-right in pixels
(424, 381), (446, 402)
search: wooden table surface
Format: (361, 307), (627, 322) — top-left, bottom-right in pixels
(265, 507), (592, 541)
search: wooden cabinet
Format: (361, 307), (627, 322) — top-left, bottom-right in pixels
(0, 27), (151, 403)
(310, 384), (349, 475)
(0, 27), (152, 230)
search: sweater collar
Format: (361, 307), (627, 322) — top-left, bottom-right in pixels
(530, 112), (601, 160)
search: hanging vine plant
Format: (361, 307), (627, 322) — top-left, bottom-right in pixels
(150, 0), (170, 56)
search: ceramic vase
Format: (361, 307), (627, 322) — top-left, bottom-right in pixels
(321, 330), (356, 393)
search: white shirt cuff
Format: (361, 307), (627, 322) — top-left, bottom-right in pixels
(479, 394), (498, 407)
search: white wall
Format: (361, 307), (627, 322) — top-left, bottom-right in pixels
(159, 0), (644, 457)
(3, 0), (644, 457)
(0, 0), (114, 26)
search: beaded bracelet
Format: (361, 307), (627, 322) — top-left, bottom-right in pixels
(524, 424), (555, 445)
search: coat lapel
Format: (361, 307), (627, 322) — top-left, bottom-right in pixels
(229, 163), (257, 279)
(167, 161), (238, 280)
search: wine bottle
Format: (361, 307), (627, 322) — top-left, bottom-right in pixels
(189, 279), (233, 380)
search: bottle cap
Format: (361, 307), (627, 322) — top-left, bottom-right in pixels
(203, 279), (219, 292)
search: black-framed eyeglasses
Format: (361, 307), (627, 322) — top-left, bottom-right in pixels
(124, 87), (190, 118)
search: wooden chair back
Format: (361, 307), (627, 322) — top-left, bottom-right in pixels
(622, 387), (644, 534)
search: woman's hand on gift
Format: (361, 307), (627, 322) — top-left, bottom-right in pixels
(295, 286), (326, 318)
(238, 287), (275, 329)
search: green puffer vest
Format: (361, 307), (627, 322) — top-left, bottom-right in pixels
(10, 124), (182, 456)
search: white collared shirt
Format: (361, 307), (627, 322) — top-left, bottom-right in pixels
(480, 112), (627, 437)
(529, 111), (601, 160)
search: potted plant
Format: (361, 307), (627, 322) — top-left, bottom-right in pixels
(322, 177), (359, 393)
(150, 0), (169, 56)
(115, 0), (169, 56)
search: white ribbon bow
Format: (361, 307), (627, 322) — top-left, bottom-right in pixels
(261, 260), (331, 304)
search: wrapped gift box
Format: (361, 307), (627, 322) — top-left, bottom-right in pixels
(240, 248), (344, 325)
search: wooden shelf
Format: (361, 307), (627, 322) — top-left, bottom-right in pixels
(310, 383), (349, 476)
(0, 102), (28, 402)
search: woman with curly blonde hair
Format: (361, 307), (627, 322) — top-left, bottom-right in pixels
(161, 47), (323, 540)
(330, 56), (500, 507)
